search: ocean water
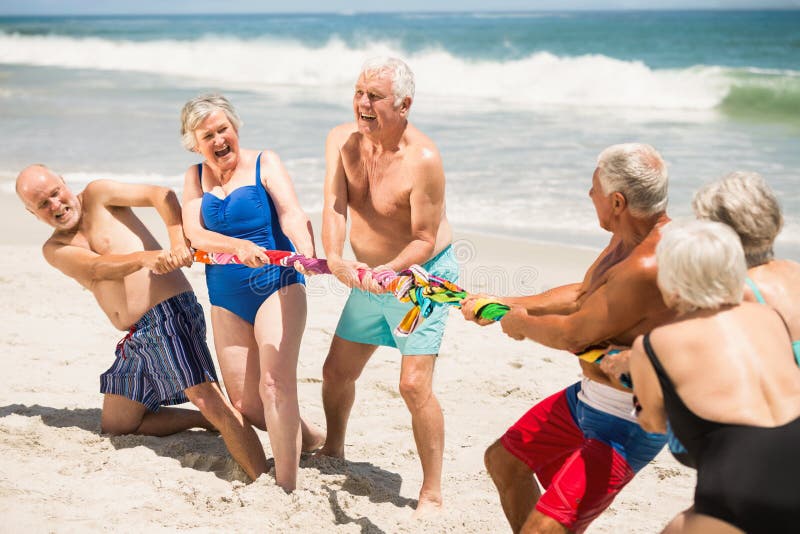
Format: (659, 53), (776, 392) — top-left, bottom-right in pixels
(1, 11), (798, 259)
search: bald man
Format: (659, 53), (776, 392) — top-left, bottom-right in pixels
(16, 165), (268, 481)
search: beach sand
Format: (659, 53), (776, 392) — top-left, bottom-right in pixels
(0, 198), (694, 533)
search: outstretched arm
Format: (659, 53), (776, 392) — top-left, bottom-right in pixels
(43, 240), (171, 288)
(87, 179), (192, 267)
(260, 150), (315, 258)
(499, 266), (656, 353)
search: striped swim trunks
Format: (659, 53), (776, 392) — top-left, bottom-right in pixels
(100, 291), (218, 412)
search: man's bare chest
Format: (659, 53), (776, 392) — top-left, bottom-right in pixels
(345, 164), (412, 217)
(81, 207), (140, 254)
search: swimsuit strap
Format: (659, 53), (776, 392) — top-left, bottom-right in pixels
(744, 276), (767, 304)
(255, 151), (262, 186)
(642, 333), (675, 389)
(743, 277), (799, 366)
(770, 307), (800, 366)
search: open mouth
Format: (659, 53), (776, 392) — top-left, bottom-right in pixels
(54, 207), (70, 221)
(360, 113), (376, 121)
(214, 145), (231, 158)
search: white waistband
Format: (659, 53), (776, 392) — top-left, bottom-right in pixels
(577, 377), (638, 423)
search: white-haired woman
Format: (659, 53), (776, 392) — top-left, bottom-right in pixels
(693, 171), (800, 365)
(180, 93), (323, 491)
(629, 219), (800, 534)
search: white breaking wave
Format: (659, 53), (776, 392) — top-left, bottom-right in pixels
(0, 32), (731, 110)
(0, 172), (184, 195)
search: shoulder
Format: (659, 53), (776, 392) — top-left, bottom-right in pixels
(327, 122), (358, 147)
(184, 162), (202, 177)
(41, 233), (71, 265)
(405, 126), (443, 173)
(260, 149), (282, 166)
(610, 249), (658, 289)
(83, 179), (114, 196)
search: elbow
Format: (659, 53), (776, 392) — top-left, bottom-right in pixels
(561, 323), (591, 354)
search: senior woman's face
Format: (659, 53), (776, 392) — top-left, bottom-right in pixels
(194, 109), (240, 169)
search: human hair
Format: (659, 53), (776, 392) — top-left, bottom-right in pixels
(360, 56), (415, 108)
(180, 93), (242, 151)
(596, 143), (669, 216)
(691, 171), (783, 268)
(656, 219), (746, 314)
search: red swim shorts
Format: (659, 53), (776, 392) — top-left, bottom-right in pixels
(500, 384), (635, 533)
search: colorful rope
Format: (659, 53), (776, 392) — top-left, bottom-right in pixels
(194, 248), (628, 384)
(193, 249), (510, 336)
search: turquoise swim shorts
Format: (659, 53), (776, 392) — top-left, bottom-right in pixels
(334, 245), (459, 355)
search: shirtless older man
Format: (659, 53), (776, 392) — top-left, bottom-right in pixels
(461, 143), (675, 533)
(314, 57), (456, 515)
(16, 165), (267, 481)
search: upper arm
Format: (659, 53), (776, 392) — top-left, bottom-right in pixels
(408, 149), (445, 243)
(260, 150), (304, 220)
(323, 125), (352, 216)
(630, 335), (667, 433)
(181, 165), (205, 237)
(86, 179), (175, 208)
(43, 240), (97, 287)
(562, 266), (657, 350)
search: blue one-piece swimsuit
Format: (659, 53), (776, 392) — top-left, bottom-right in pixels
(200, 152), (304, 324)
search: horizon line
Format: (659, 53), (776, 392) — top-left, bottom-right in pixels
(2, 7), (800, 17)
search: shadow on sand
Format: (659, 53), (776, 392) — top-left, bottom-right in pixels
(304, 454), (416, 532)
(0, 403), (246, 482)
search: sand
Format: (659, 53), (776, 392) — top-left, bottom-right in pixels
(0, 199), (694, 533)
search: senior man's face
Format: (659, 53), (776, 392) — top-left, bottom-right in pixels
(353, 72), (406, 136)
(19, 169), (81, 231)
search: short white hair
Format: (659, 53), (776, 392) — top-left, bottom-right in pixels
(180, 93), (242, 151)
(692, 171), (783, 268)
(360, 56), (415, 108)
(596, 143), (669, 216)
(656, 219), (746, 314)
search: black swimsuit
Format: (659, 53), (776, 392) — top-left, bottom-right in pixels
(643, 334), (800, 534)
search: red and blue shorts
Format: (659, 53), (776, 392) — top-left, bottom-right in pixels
(501, 381), (665, 533)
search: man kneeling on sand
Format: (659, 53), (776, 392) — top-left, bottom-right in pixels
(16, 165), (268, 481)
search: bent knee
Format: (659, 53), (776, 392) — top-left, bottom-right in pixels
(521, 511), (568, 534)
(398, 377), (432, 407)
(100, 418), (140, 436)
(321, 356), (361, 384)
(484, 439), (504, 472)
(186, 383), (234, 420)
(485, 439), (530, 480)
(259, 372), (297, 405)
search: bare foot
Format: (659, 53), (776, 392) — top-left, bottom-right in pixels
(412, 494), (443, 519)
(312, 443), (345, 459)
(301, 422), (327, 453)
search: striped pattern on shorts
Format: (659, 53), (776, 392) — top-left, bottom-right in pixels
(100, 291), (218, 412)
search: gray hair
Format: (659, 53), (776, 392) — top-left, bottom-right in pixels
(360, 56), (415, 108)
(692, 171), (783, 268)
(596, 143), (669, 216)
(656, 219), (746, 314)
(180, 93), (242, 151)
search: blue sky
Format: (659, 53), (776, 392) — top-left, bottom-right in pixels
(0, 0), (798, 15)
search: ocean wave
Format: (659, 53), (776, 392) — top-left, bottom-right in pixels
(0, 32), (798, 117)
